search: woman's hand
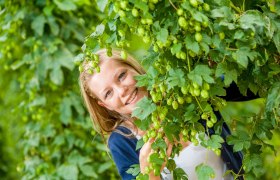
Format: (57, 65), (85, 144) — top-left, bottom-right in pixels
(139, 138), (173, 179)
(139, 138), (154, 174)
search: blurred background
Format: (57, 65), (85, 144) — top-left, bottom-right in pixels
(0, 0), (279, 179)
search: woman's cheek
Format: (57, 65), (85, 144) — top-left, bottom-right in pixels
(128, 75), (137, 84)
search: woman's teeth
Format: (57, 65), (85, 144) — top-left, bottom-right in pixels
(126, 89), (137, 105)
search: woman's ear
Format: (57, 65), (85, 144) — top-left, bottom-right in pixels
(97, 100), (113, 110)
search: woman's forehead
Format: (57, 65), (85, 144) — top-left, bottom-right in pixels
(88, 60), (129, 95)
(99, 59), (125, 71)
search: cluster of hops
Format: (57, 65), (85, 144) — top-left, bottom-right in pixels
(76, 52), (101, 74)
(113, 0), (159, 47)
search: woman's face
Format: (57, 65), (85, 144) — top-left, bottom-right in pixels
(88, 59), (148, 115)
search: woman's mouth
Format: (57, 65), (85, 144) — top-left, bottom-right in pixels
(125, 88), (138, 105)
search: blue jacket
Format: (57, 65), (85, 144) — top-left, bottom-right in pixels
(108, 126), (140, 180)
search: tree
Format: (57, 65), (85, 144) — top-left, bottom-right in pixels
(0, 1), (119, 179)
(79, 0), (280, 179)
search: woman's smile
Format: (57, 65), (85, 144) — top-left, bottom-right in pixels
(125, 88), (138, 105)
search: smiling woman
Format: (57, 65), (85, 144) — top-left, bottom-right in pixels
(79, 49), (241, 180)
(79, 49), (146, 134)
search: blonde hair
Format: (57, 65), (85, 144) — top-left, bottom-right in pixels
(79, 49), (145, 136)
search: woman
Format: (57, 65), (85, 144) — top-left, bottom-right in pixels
(79, 49), (243, 179)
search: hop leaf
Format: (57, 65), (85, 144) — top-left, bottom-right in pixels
(132, 97), (157, 120)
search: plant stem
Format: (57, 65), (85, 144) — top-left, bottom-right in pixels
(194, 96), (203, 112)
(169, 0), (177, 10)
(230, 2), (241, 14)
(187, 52), (191, 72)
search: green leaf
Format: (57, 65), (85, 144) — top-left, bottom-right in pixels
(193, 11), (208, 23)
(215, 62), (238, 86)
(266, 82), (280, 112)
(239, 10), (265, 30)
(195, 164), (215, 180)
(227, 131), (251, 152)
(54, 47), (75, 70)
(211, 0), (231, 7)
(140, 52), (158, 71)
(96, 143), (108, 151)
(152, 21), (161, 32)
(273, 30), (280, 53)
(131, 97), (156, 120)
(173, 168), (188, 180)
(80, 165), (98, 178)
(163, 123), (180, 142)
(210, 6), (233, 20)
(97, 0), (108, 12)
(90, 24), (105, 37)
(211, 35), (222, 50)
(149, 153), (164, 165)
(151, 138), (167, 150)
(202, 33), (212, 45)
(167, 68), (186, 89)
(59, 97), (72, 125)
(200, 42), (210, 54)
(185, 35), (200, 54)
(122, 16), (135, 26)
(47, 16), (59, 35)
(50, 66), (64, 85)
(232, 47), (254, 68)
(68, 151), (91, 166)
(136, 173), (149, 180)
(98, 161), (113, 173)
(243, 154), (263, 175)
(136, 138), (144, 150)
(156, 28), (169, 43)
(106, 32), (117, 44)
(171, 43), (182, 55)
(53, 135), (65, 146)
(126, 164), (140, 176)
(31, 15), (46, 36)
(29, 96), (46, 107)
(209, 80), (226, 96)
(202, 135), (224, 149)
(54, 0), (77, 11)
(129, 0), (149, 13)
(219, 21), (236, 30)
(233, 30), (245, 40)
(10, 56), (28, 70)
(134, 118), (151, 131)
(166, 159), (176, 172)
(135, 74), (151, 88)
(188, 65), (214, 86)
(57, 164), (78, 180)
(0, 33), (7, 42)
(68, 92), (85, 115)
(254, 119), (273, 140)
(184, 104), (200, 122)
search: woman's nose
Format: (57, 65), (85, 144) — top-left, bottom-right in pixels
(115, 85), (128, 97)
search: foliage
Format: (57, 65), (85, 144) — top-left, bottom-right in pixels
(0, 55), (24, 179)
(0, 0), (119, 179)
(80, 0), (280, 179)
(261, 130), (280, 180)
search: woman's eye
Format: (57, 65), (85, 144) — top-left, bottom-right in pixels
(105, 90), (111, 99)
(118, 71), (126, 80)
